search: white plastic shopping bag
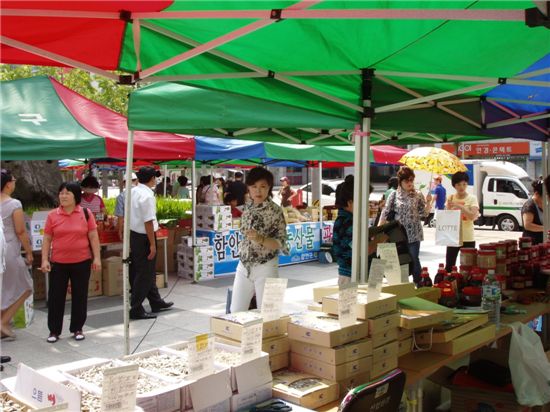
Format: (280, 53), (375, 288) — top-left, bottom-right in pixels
(509, 322), (550, 406)
(435, 210), (461, 247)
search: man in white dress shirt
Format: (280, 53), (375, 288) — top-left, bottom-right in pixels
(129, 167), (173, 320)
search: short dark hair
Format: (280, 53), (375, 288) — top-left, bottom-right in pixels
(532, 179), (543, 196)
(178, 176), (188, 186)
(58, 181), (82, 204)
(137, 167), (157, 184)
(397, 166), (415, 185)
(81, 175), (100, 189)
(245, 167), (274, 198)
(224, 192), (237, 204)
(235, 172), (243, 179)
(1, 169), (14, 191)
(451, 171), (469, 187)
(387, 177), (398, 190)
(336, 177), (354, 209)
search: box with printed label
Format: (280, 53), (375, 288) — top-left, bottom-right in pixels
(180, 236), (210, 247)
(368, 311), (400, 336)
(213, 343), (272, 393)
(230, 382), (272, 412)
(371, 328), (398, 348)
(429, 324), (496, 355)
(272, 370), (339, 410)
(262, 335), (289, 357)
(322, 292), (397, 320)
(414, 313), (489, 344)
(398, 297), (454, 330)
(337, 372), (370, 397)
(177, 266), (215, 281)
(30, 211), (49, 236)
(371, 356), (398, 379)
(313, 284), (369, 303)
(31, 235), (44, 251)
(269, 352), (289, 372)
(290, 352), (372, 381)
(289, 338), (372, 366)
(102, 256), (123, 296)
(287, 311), (369, 348)
(415, 286), (441, 303)
(66, 268), (102, 301)
(398, 337), (413, 357)
(382, 283), (417, 300)
(307, 302), (323, 312)
(372, 340), (399, 360)
(211, 311), (289, 341)
(186, 368), (232, 412)
(32, 267), (46, 301)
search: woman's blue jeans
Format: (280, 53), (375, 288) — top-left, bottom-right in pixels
(407, 241), (422, 284)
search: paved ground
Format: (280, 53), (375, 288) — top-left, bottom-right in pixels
(0, 227), (521, 380)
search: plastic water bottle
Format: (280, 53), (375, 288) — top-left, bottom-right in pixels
(482, 271), (501, 330)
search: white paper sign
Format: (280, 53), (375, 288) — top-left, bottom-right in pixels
(15, 364), (80, 410)
(261, 277), (287, 322)
(368, 258), (385, 301)
(400, 264), (410, 283)
(377, 243), (401, 285)
(240, 319), (263, 362)
(338, 282), (358, 328)
(188, 333), (215, 379)
(101, 363), (139, 412)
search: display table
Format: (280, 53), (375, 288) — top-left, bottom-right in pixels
(197, 221), (334, 277)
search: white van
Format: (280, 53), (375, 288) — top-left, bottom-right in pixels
(416, 160), (531, 231)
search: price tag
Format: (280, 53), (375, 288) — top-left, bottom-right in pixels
(338, 282), (358, 328)
(188, 333), (214, 379)
(240, 319), (263, 362)
(368, 258), (385, 301)
(400, 264), (410, 283)
(377, 243), (401, 285)
(261, 278), (287, 322)
(101, 363), (139, 412)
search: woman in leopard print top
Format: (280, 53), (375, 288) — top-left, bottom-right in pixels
(230, 167), (288, 313)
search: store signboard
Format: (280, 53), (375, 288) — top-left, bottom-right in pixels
(530, 140), (543, 160)
(198, 222), (330, 275)
(442, 142), (530, 157)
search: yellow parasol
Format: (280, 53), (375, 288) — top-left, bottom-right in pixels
(399, 147), (467, 175)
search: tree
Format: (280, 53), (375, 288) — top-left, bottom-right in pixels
(1, 65), (130, 208)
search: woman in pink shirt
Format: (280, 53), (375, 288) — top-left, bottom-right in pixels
(80, 176), (107, 221)
(40, 182), (101, 343)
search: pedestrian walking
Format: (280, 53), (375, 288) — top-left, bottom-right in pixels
(521, 179), (544, 245)
(226, 172), (247, 206)
(80, 175), (107, 221)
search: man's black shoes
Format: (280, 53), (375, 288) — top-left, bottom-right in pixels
(130, 312), (157, 320)
(151, 301), (174, 313)
(1, 355), (11, 363)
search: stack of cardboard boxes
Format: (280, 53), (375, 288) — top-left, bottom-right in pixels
(27, 211), (48, 251)
(176, 236), (214, 280)
(196, 205), (232, 232)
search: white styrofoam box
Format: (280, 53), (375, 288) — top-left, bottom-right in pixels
(31, 235), (44, 251)
(184, 398), (231, 412)
(62, 359), (182, 412)
(230, 382), (273, 412)
(180, 237), (210, 248)
(196, 205), (231, 218)
(213, 343), (272, 394)
(177, 255), (215, 266)
(30, 211), (49, 236)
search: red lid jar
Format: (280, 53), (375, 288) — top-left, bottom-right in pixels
(460, 248), (477, 267)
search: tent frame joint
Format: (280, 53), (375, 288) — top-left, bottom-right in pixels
(267, 70), (276, 78)
(498, 77), (507, 85)
(525, 4), (550, 28)
(362, 107), (375, 119)
(119, 74), (137, 85)
(119, 10), (132, 22)
(270, 9), (283, 21)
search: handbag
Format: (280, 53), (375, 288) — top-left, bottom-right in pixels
(435, 209), (461, 247)
(386, 192), (397, 222)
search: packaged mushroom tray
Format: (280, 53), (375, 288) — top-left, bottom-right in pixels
(60, 381), (143, 412)
(122, 348), (193, 383)
(62, 359), (183, 412)
(0, 391), (68, 412)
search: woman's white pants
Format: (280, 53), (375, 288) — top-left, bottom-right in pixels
(230, 257), (279, 313)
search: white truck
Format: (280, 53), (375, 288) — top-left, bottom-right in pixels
(416, 160), (532, 231)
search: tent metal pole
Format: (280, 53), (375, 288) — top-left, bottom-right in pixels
(162, 164), (168, 288)
(122, 130), (135, 356)
(486, 113), (550, 129)
(192, 160), (197, 247)
(544, 141), (550, 243)
(351, 130), (362, 283)
(360, 117), (371, 284)
(318, 161), (323, 244)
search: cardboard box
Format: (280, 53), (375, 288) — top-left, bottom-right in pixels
(398, 297), (454, 329)
(65, 268), (102, 301)
(262, 335), (289, 357)
(156, 273), (166, 289)
(32, 267), (46, 300)
(381, 283), (417, 300)
(230, 382), (272, 412)
(398, 337), (413, 357)
(214, 343), (272, 394)
(290, 338), (372, 366)
(414, 313), (489, 344)
(31, 235), (44, 251)
(269, 352), (289, 372)
(313, 284), (369, 303)
(371, 356), (398, 379)
(397, 327), (412, 340)
(368, 311), (400, 336)
(307, 302), (323, 312)
(322, 292), (397, 320)
(272, 370), (339, 410)
(30, 211), (49, 236)
(415, 286), (441, 303)
(371, 328), (398, 348)
(187, 368), (232, 412)
(180, 236), (209, 247)
(287, 312), (369, 348)
(290, 352), (372, 381)
(211, 312), (289, 341)
(0, 392), (67, 411)
(155, 240), (176, 273)
(430, 324), (496, 355)
(372, 340), (399, 361)
(337, 372), (370, 397)
(102, 256), (123, 296)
